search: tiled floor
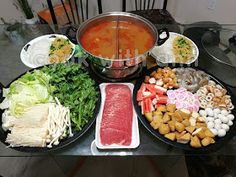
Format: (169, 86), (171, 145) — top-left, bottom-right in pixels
(0, 156), (189, 177)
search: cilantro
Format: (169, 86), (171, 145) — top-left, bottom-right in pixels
(50, 45), (56, 51)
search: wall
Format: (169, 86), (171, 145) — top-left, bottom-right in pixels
(167, 0), (236, 24)
(0, 0), (236, 24)
(0, 0), (163, 24)
(0, 0), (60, 23)
(0, 1), (23, 23)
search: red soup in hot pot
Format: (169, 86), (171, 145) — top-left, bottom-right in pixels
(80, 21), (154, 59)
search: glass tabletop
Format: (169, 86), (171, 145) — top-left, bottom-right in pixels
(0, 23), (236, 156)
(202, 28), (236, 67)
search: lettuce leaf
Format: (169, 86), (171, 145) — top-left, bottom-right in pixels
(0, 70), (53, 117)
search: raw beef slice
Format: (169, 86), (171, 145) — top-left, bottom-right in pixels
(100, 84), (133, 146)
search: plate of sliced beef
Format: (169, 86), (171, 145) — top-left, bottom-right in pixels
(95, 83), (140, 149)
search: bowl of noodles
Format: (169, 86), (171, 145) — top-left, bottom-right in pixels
(150, 32), (199, 65)
(20, 34), (75, 68)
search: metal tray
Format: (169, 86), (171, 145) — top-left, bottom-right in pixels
(0, 65), (101, 153)
(133, 64), (236, 153)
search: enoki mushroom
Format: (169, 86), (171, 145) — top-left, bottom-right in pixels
(47, 97), (73, 148)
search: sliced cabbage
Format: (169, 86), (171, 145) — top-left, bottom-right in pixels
(0, 70), (54, 117)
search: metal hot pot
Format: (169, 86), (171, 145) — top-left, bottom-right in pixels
(76, 12), (169, 79)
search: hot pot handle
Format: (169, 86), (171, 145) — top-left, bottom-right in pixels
(157, 28), (169, 46)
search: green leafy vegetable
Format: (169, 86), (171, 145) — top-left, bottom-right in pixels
(42, 63), (98, 130)
(50, 45), (56, 51)
(177, 38), (187, 48)
(0, 70), (54, 116)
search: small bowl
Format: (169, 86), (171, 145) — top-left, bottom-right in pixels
(150, 32), (199, 65)
(20, 34), (75, 68)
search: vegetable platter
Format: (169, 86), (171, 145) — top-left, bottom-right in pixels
(0, 63), (100, 152)
(133, 65), (236, 153)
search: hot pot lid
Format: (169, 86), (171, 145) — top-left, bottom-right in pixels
(201, 28), (236, 67)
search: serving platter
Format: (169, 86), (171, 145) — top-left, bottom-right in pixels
(20, 34), (75, 68)
(95, 83), (140, 149)
(0, 65), (101, 153)
(133, 64), (236, 153)
(150, 32), (199, 65)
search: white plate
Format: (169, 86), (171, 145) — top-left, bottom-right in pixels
(20, 34), (75, 68)
(95, 83), (140, 149)
(150, 32), (199, 65)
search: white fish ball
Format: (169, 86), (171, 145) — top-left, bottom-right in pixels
(206, 108), (214, 116)
(213, 112), (219, 118)
(221, 124), (230, 131)
(227, 114), (235, 121)
(208, 111), (214, 117)
(214, 119), (222, 125)
(218, 114), (224, 119)
(206, 117), (214, 122)
(213, 108), (221, 114)
(205, 107), (212, 113)
(214, 124), (221, 130)
(210, 128), (218, 136)
(207, 122), (215, 129)
(218, 129), (226, 137)
(228, 120), (233, 126)
(220, 116), (229, 124)
(221, 109), (229, 116)
(199, 110), (207, 117)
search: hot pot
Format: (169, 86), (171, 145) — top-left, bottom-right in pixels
(76, 12), (169, 79)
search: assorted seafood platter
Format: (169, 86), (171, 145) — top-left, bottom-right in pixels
(134, 66), (235, 150)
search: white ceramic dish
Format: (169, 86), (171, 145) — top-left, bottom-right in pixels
(150, 32), (199, 65)
(95, 83), (140, 149)
(20, 34), (75, 68)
